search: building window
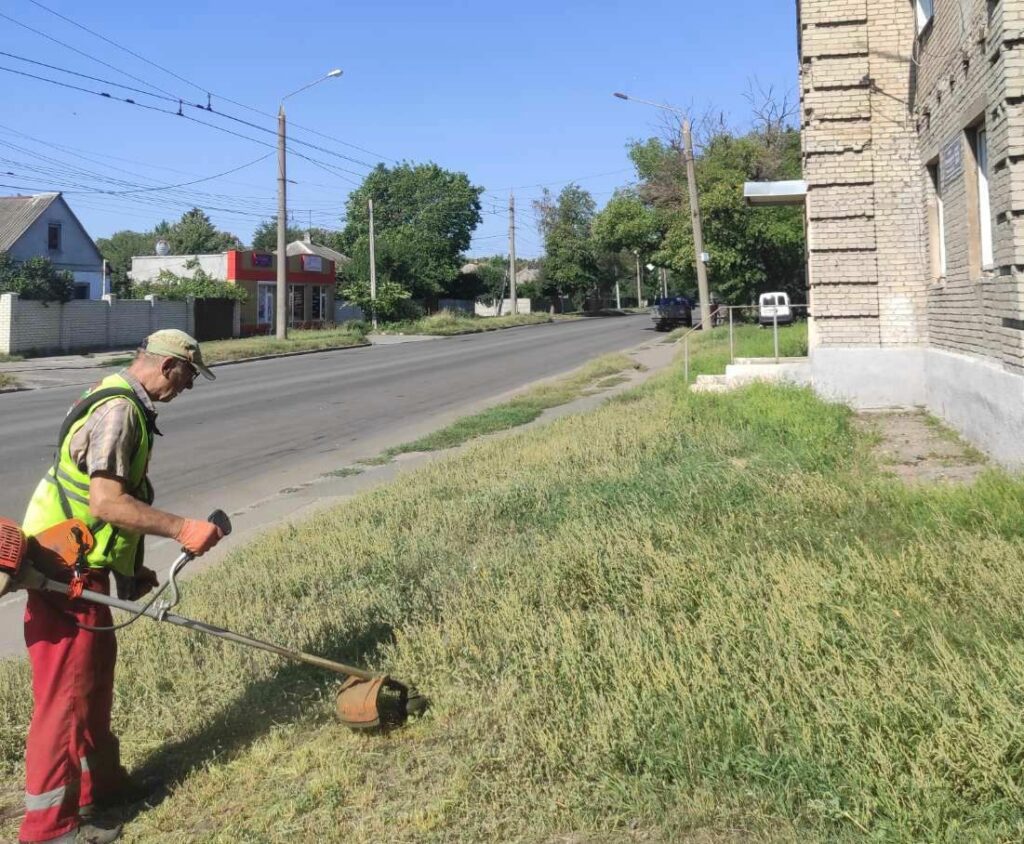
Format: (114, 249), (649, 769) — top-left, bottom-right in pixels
(73, 283), (90, 300)
(290, 285), (305, 323)
(927, 162), (946, 278)
(311, 285), (327, 321)
(257, 283), (274, 325)
(47, 223), (61, 251)
(968, 125), (994, 270)
(915, 0), (934, 33)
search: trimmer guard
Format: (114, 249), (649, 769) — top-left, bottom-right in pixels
(336, 675), (427, 731)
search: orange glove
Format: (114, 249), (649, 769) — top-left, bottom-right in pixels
(175, 518), (224, 557)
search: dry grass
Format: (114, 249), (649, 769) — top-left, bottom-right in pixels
(378, 310), (563, 335)
(2, 328), (1024, 841)
(0, 373), (19, 390)
(199, 325), (368, 364)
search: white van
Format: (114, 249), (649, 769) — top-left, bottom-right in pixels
(758, 291), (793, 327)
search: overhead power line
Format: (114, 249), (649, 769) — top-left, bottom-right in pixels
(20, 0), (399, 165)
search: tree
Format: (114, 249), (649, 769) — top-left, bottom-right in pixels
(341, 278), (411, 321)
(96, 229), (159, 297)
(250, 218), (304, 251)
(628, 119), (805, 304)
(168, 208), (241, 255)
(533, 184), (599, 307)
(0, 254), (74, 302)
(339, 163), (483, 304)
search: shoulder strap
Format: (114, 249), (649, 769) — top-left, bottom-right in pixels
(57, 387), (159, 452)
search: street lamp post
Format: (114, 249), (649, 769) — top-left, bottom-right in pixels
(613, 92), (712, 330)
(276, 69), (342, 340)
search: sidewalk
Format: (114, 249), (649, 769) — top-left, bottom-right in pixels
(0, 350), (136, 390)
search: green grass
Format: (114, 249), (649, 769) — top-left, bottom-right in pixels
(0, 353), (23, 363)
(199, 325), (368, 364)
(4, 325), (1024, 840)
(320, 467), (364, 479)
(381, 354), (637, 456)
(377, 310), (567, 336)
(0, 372), (19, 390)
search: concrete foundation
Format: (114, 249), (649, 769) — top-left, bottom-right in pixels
(811, 346), (1024, 468)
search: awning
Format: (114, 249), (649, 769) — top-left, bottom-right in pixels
(743, 180), (807, 207)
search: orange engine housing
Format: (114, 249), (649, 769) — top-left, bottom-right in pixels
(0, 516), (27, 576)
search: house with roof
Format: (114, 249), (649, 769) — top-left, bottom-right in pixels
(131, 239), (344, 334)
(0, 193), (105, 299)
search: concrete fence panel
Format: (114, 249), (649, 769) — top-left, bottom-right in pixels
(0, 293), (194, 355)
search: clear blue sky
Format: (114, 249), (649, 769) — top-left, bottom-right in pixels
(0, 0), (798, 258)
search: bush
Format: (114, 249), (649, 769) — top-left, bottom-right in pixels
(0, 254), (74, 302)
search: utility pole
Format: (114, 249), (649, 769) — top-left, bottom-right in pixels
(682, 118), (711, 330)
(661, 267), (668, 298)
(508, 191), (517, 315)
(633, 249), (642, 308)
(368, 198), (378, 330)
(615, 281), (621, 311)
(276, 105), (288, 340)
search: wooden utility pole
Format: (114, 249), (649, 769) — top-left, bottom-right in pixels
(508, 191), (518, 315)
(368, 198), (378, 330)
(633, 249), (642, 308)
(276, 106), (288, 339)
(682, 118), (711, 330)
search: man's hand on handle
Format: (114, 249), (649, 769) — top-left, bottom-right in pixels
(175, 518), (224, 557)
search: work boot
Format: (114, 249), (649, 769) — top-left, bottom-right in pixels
(29, 817), (122, 844)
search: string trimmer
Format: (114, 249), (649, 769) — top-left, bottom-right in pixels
(0, 512), (426, 730)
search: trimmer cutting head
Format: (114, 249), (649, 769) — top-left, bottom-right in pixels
(336, 675), (428, 731)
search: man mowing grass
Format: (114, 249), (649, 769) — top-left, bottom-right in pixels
(17, 330), (225, 844)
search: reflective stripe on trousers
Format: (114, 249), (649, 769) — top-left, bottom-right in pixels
(19, 575), (122, 843)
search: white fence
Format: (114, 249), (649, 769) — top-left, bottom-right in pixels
(0, 292), (194, 355)
(334, 301), (365, 323)
(475, 298), (532, 317)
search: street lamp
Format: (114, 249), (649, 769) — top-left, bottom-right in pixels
(613, 91), (712, 330)
(276, 69), (343, 340)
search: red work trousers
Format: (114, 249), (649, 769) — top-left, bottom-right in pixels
(19, 572), (124, 843)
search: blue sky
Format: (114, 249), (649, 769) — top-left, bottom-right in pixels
(0, 0), (798, 257)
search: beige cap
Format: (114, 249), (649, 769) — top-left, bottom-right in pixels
(143, 329), (215, 381)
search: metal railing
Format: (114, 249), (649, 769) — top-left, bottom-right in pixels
(675, 304), (810, 383)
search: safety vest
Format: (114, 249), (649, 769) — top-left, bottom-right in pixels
(22, 373), (157, 576)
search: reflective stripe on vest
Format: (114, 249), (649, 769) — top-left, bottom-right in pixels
(22, 373), (154, 576)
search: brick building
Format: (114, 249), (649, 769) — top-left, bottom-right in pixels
(131, 245), (338, 335)
(798, 0), (1024, 465)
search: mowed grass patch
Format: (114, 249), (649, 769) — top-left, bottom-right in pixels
(378, 310), (566, 335)
(199, 325), (368, 364)
(383, 353), (638, 455)
(3, 329), (1024, 840)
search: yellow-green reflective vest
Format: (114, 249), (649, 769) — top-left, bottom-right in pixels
(23, 373), (156, 576)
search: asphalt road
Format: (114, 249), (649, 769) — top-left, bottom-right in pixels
(0, 315), (652, 654)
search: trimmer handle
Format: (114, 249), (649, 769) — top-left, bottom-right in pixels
(209, 509), (232, 538)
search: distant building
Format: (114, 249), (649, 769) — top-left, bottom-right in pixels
(0, 192), (105, 299)
(131, 244), (339, 334)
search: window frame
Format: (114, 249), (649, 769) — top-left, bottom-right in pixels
(926, 161), (946, 279)
(974, 127), (994, 270)
(47, 222), (62, 251)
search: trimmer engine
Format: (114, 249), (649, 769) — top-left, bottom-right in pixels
(0, 516), (28, 597)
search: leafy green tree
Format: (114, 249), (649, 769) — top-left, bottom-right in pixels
(250, 218), (304, 251)
(533, 184), (599, 307)
(628, 125), (805, 304)
(341, 278), (411, 321)
(0, 253), (74, 302)
(339, 163), (483, 303)
(96, 229), (158, 297)
(168, 208), (241, 254)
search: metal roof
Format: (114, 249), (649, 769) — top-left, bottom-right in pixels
(284, 239), (350, 265)
(743, 180), (808, 206)
(0, 193), (60, 252)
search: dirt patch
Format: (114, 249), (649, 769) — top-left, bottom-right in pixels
(856, 410), (988, 486)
